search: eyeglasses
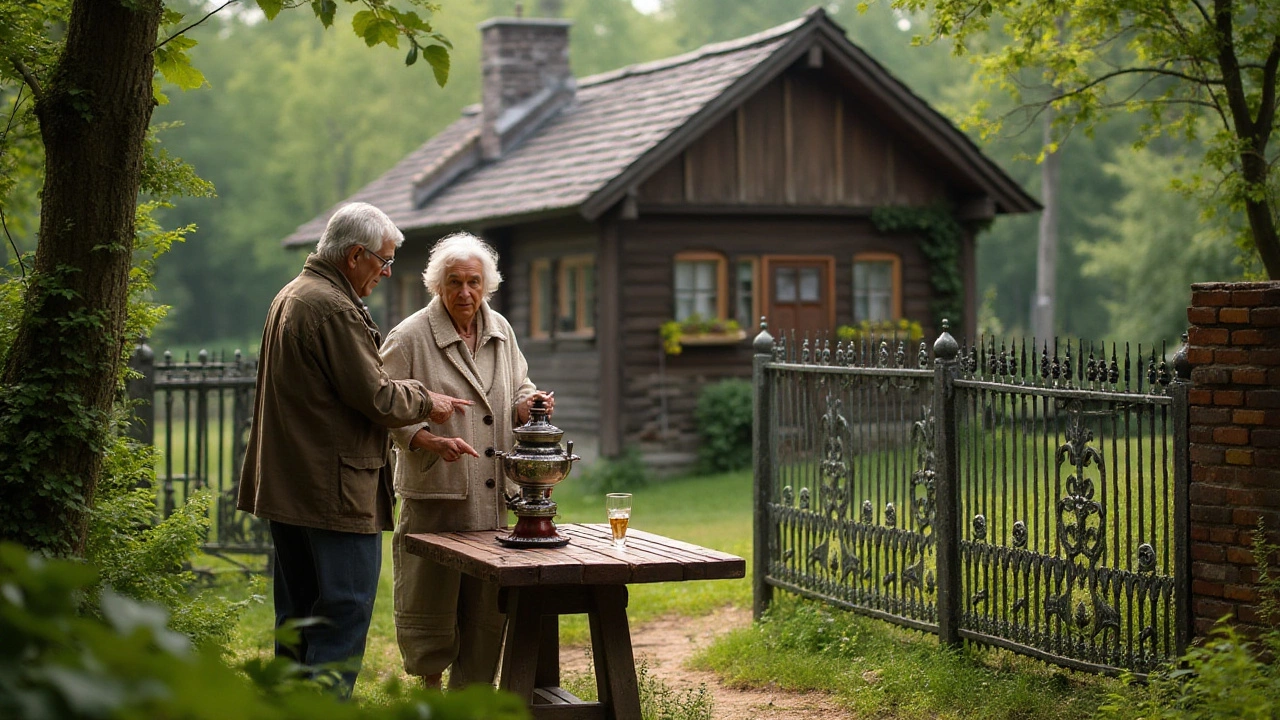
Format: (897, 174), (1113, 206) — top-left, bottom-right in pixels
(365, 247), (395, 272)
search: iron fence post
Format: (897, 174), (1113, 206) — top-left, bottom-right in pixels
(752, 319), (775, 621)
(933, 321), (961, 647)
(126, 339), (154, 446)
(1172, 333), (1192, 654)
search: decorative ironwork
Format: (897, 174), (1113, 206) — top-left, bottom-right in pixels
(757, 320), (1184, 676)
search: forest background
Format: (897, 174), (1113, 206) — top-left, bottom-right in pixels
(0, 0), (1246, 352)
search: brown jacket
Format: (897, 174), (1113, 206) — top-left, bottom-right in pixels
(381, 298), (536, 531)
(237, 255), (435, 533)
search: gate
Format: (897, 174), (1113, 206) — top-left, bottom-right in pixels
(752, 321), (1191, 675)
(129, 345), (269, 561)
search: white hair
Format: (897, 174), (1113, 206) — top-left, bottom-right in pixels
(422, 232), (503, 300)
(315, 202), (404, 263)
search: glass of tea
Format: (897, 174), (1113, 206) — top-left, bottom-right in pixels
(606, 493), (632, 549)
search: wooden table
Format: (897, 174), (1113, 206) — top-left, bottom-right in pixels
(404, 523), (745, 719)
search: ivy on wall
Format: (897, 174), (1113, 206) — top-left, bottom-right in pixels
(871, 205), (974, 335)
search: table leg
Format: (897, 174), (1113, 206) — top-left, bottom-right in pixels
(536, 613), (559, 688)
(498, 587), (542, 703)
(588, 585), (641, 720)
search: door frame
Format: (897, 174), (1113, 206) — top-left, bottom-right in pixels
(761, 254), (837, 330)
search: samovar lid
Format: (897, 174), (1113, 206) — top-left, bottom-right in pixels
(512, 398), (564, 445)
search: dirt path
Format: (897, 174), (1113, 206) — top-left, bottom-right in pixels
(560, 606), (850, 719)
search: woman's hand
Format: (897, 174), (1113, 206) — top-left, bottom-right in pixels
(411, 429), (480, 462)
(427, 390), (474, 424)
(517, 390), (555, 424)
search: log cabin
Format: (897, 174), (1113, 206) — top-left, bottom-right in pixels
(282, 7), (1039, 469)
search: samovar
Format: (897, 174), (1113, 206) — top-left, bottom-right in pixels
(495, 397), (580, 548)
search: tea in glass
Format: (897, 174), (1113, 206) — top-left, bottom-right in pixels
(606, 493), (632, 549)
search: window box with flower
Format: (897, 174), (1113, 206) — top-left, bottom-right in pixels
(660, 315), (746, 355)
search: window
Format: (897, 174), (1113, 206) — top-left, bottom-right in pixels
(673, 251), (727, 321)
(530, 259), (553, 338)
(735, 257), (760, 327)
(558, 254), (595, 336)
(852, 252), (901, 322)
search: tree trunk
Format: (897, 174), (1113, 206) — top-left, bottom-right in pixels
(1241, 150), (1280, 278)
(1033, 109), (1060, 340)
(0, 0), (162, 556)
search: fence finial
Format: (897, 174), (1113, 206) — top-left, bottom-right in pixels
(753, 316), (774, 354)
(933, 318), (959, 361)
(1174, 331), (1191, 381)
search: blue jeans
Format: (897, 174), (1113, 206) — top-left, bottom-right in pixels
(269, 521), (381, 698)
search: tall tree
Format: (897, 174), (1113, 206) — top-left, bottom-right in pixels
(893, 0), (1280, 278)
(0, 0), (451, 556)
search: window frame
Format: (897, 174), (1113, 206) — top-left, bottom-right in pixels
(734, 255), (761, 328)
(673, 251), (729, 321)
(557, 253), (596, 338)
(529, 258), (554, 339)
(851, 251), (902, 322)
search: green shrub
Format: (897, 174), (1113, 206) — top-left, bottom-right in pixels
(694, 379), (753, 474)
(576, 446), (649, 494)
(562, 657), (713, 720)
(0, 542), (529, 719)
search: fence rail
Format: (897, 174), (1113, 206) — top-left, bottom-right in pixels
(129, 345), (269, 561)
(752, 321), (1191, 675)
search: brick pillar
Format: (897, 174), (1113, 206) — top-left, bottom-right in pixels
(1187, 281), (1280, 637)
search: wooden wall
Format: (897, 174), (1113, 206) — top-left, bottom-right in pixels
(503, 218), (602, 441)
(638, 67), (946, 209)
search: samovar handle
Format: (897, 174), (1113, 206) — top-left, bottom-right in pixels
(566, 440), (580, 463)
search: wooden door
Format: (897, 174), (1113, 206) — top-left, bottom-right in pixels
(764, 256), (835, 337)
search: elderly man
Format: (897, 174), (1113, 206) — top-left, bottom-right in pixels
(238, 202), (468, 697)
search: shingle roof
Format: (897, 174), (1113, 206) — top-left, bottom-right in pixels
(284, 18), (800, 247)
(284, 9), (1036, 248)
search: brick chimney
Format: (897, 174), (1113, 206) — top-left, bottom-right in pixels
(478, 13), (574, 159)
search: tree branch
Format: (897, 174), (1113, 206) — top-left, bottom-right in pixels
(153, 0), (238, 53)
(1, 84), (26, 145)
(1254, 36), (1280, 145)
(0, 207), (27, 282)
(11, 59), (41, 99)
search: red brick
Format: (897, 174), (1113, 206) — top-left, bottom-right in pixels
(1227, 488), (1280, 506)
(1251, 428), (1280, 448)
(1192, 543), (1227, 562)
(1226, 546), (1257, 565)
(1187, 347), (1215, 366)
(1193, 367), (1233, 385)
(1232, 289), (1269, 306)
(1254, 448), (1280, 467)
(1215, 390), (1246, 406)
(1192, 289), (1232, 307)
(1250, 348), (1280, 366)
(1191, 443), (1227, 464)
(1237, 467), (1280, 487)
(1232, 367), (1269, 385)
(1214, 426), (1251, 445)
(1190, 483), (1225, 503)
(1188, 306), (1219, 324)
(1269, 367), (1280, 385)
(1233, 508), (1280, 527)
(1219, 307), (1251, 323)
(1209, 526), (1239, 543)
(1194, 598), (1236, 620)
(1233, 329), (1264, 345)
(1189, 426), (1217, 444)
(1192, 506), (1234, 523)
(1252, 306), (1280, 326)
(1192, 407), (1232, 424)
(1194, 617), (1220, 637)
(1192, 579), (1225, 597)
(1238, 605), (1270, 625)
(1191, 524), (1211, 541)
(1226, 448), (1255, 465)
(1224, 584), (1260, 602)
(1246, 389), (1280, 408)
(1189, 388), (1214, 404)
(1206, 465), (1239, 483)
(1193, 558), (1228, 579)
(1215, 347), (1250, 364)
(1233, 409), (1267, 425)
(1190, 327), (1230, 345)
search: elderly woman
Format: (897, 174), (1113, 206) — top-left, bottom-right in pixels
(381, 232), (552, 690)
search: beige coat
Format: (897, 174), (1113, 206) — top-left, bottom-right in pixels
(381, 298), (536, 531)
(237, 255), (435, 534)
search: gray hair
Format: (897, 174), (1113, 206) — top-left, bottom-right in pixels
(315, 202), (404, 263)
(422, 232), (503, 300)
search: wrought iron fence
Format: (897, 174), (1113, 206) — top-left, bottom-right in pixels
(128, 344), (269, 562)
(751, 320), (1191, 675)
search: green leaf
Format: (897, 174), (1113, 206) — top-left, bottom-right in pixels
(352, 10), (377, 40)
(154, 47), (206, 91)
(256, 0), (284, 20)
(423, 44), (449, 87)
(310, 0), (336, 27)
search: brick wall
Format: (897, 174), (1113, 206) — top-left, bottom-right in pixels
(1187, 281), (1280, 637)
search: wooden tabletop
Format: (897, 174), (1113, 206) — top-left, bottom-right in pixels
(404, 523), (745, 587)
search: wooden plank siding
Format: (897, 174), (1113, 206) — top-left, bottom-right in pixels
(502, 219), (602, 446)
(637, 67), (948, 210)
